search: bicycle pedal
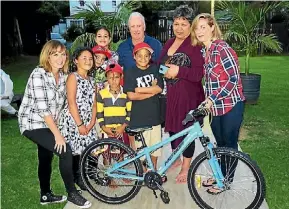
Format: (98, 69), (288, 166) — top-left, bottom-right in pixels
(160, 191), (170, 204)
(153, 190), (158, 198)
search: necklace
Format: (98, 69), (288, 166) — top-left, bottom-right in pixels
(109, 88), (120, 95)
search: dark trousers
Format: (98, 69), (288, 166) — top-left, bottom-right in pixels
(210, 101), (244, 182)
(23, 128), (76, 194)
(73, 155), (81, 182)
(169, 132), (195, 158)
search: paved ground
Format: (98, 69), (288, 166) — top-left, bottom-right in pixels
(64, 117), (269, 209)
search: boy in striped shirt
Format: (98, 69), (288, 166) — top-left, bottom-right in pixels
(96, 63), (131, 148)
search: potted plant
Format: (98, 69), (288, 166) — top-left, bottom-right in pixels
(219, 1), (283, 104)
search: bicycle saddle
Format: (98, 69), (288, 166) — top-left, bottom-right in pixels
(125, 126), (152, 135)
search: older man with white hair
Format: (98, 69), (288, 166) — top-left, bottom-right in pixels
(117, 12), (162, 72)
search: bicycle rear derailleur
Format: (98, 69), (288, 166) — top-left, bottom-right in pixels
(144, 171), (170, 204)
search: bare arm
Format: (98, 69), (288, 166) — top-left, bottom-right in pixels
(135, 86), (162, 94)
(66, 74), (83, 126)
(90, 98), (97, 125)
(127, 92), (154, 101)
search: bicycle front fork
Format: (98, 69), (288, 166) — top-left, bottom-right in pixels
(200, 136), (225, 189)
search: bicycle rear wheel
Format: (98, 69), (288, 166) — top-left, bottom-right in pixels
(187, 147), (266, 209)
(80, 138), (143, 204)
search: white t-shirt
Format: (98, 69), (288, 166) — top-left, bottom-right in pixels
(0, 69), (14, 101)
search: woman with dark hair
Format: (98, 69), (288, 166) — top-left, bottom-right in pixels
(18, 41), (91, 208)
(94, 27), (119, 90)
(158, 5), (205, 183)
(58, 47), (97, 191)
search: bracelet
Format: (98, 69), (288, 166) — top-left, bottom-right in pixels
(77, 122), (84, 127)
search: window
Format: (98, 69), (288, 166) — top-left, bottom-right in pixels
(70, 20), (83, 28)
(95, 1), (101, 7)
(112, 0), (116, 7)
(51, 33), (62, 39)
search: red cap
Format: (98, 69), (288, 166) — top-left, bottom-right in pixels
(92, 45), (112, 59)
(133, 42), (154, 55)
(105, 63), (123, 75)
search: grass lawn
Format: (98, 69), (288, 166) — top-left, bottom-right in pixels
(1, 56), (289, 209)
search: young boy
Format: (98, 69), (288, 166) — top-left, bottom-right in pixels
(96, 63), (131, 147)
(123, 42), (164, 170)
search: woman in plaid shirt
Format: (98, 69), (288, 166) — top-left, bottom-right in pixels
(18, 40), (91, 208)
(191, 14), (245, 194)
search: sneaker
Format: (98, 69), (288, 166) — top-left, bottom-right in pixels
(68, 191), (92, 208)
(40, 191), (67, 205)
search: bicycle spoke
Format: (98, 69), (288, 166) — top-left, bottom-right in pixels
(188, 148), (265, 209)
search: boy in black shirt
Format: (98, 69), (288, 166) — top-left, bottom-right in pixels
(123, 42), (163, 170)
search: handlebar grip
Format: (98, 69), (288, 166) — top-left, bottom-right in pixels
(182, 119), (188, 126)
(182, 114), (193, 125)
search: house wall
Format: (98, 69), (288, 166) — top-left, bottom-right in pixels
(52, 23), (67, 35)
(69, 0), (124, 15)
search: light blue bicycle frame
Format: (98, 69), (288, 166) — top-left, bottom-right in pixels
(106, 121), (225, 188)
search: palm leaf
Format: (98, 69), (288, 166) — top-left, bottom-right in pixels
(69, 33), (95, 54)
(224, 30), (246, 43)
(256, 34), (283, 53)
(219, 1), (283, 73)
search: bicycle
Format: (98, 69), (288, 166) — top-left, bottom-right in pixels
(80, 106), (266, 209)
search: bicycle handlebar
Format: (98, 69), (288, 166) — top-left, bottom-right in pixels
(182, 105), (210, 126)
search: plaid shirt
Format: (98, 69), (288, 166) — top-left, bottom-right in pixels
(18, 67), (67, 134)
(202, 40), (245, 116)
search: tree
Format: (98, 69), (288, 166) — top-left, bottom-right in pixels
(219, 1), (283, 75)
(74, 1), (141, 36)
(37, 1), (70, 28)
(69, 1), (141, 53)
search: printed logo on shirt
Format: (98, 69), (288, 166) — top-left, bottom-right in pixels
(136, 74), (155, 87)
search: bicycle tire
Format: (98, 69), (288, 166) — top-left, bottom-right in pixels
(187, 147), (266, 209)
(80, 138), (143, 204)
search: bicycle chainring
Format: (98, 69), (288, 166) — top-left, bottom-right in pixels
(144, 171), (163, 190)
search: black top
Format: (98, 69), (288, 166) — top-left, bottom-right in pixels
(123, 64), (164, 128)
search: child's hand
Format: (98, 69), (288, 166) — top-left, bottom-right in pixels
(152, 79), (158, 86)
(115, 126), (125, 139)
(78, 125), (88, 135)
(102, 126), (114, 137)
(86, 122), (95, 132)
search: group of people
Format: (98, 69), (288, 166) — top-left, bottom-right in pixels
(17, 5), (245, 209)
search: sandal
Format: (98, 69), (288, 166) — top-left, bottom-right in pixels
(202, 178), (216, 187)
(206, 186), (225, 195)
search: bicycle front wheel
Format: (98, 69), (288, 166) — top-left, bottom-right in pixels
(80, 138), (143, 204)
(188, 147), (266, 209)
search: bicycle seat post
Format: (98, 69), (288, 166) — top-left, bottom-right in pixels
(135, 132), (147, 150)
